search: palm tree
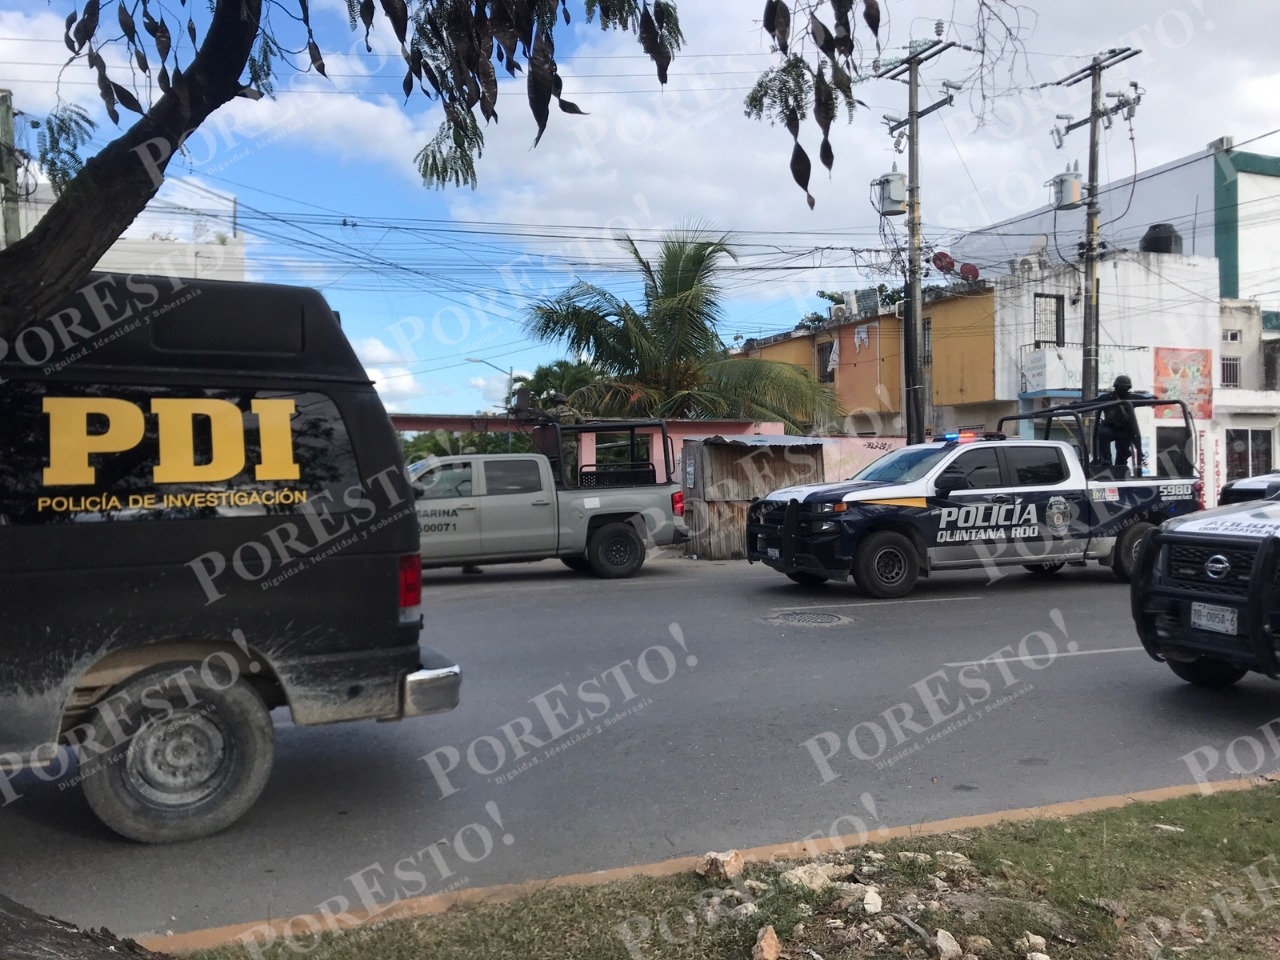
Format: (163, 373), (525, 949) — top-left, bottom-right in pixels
(512, 359), (602, 411)
(525, 226), (839, 432)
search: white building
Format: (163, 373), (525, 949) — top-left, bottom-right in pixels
(943, 137), (1280, 504)
(15, 182), (245, 282)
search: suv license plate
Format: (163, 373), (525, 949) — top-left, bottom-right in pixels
(1191, 602), (1238, 635)
(767, 547), (780, 559)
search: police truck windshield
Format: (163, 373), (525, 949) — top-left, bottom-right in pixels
(852, 446), (951, 484)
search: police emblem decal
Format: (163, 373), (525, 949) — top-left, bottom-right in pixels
(1045, 496), (1071, 537)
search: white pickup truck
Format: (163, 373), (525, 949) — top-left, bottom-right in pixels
(410, 419), (688, 578)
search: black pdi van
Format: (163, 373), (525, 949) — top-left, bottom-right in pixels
(0, 273), (460, 842)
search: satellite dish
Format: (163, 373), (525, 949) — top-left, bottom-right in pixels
(931, 251), (955, 273)
(959, 263), (980, 281)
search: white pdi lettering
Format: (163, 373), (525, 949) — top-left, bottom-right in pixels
(938, 503), (1036, 529)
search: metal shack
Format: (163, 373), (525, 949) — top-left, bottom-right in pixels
(681, 435), (825, 560)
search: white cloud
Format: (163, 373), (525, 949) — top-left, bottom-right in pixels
(469, 374), (508, 408)
(366, 365), (424, 412)
(353, 336), (409, 365)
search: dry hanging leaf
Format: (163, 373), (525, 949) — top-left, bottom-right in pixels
(809, 14), (835, 60)
(863, 0), (881, 52)
(773, 0), (791, 54)
(790, 141), (815, 209)
(359, 0), (374, 51)
(379, 0), (409, 48)
(527, 29), (554, 146)
(307, 38), (327, 77)
(117, 3), (138, 45)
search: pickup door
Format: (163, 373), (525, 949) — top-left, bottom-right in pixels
(415, 457), (559, 562)
(477, 458), (558, 557)
(929, 444), (1089, 567)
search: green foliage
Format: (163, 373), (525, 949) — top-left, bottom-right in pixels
(403, 429), (531, 461)
(513, 360), (602, 411)
(35, 103), (95, 197)
(526, 226), (839, 433)
(416, 110), (483, 191)
(743, 55), (814, 126)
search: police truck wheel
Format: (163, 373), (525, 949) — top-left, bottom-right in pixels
(78, 662), (274, 843)
(1167, 657), (1248, 689)
(561, 556), (591, 572)
(853, 531), (919, 599)
(1023, 562), (1066, 577)
(587, 522), (645, 578)
(1113, 521), (1155, 583)
(786, 571), (829, 586)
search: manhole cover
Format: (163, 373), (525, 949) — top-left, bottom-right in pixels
(771, 611), (849, 626)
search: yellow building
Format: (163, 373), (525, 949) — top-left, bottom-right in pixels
(739, 283), (998, 435)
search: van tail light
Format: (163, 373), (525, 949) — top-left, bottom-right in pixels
(399, 553), (422, 624)
(1193, 480), (1205, 511)
(672, 490), (685, 517)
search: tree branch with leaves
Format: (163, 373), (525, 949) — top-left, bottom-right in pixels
(0, 0), (681, 337)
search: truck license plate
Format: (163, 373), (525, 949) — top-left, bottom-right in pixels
(1191, 602), (1238, 635)
(768, 547), (780, 559)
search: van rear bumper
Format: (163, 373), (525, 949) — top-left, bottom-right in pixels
(400, 649), (462, 718)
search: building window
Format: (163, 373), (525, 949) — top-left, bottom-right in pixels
(1033, 294), (1065, 346)
(1222, 329), (1242, 343)
(921, 318), (932, 367)
(1222, 355), (1241, 388)
(816, 341), (835, 383)
(1226, 429), (1273, 481)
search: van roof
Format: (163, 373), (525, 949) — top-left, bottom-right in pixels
(1, 273), (369, 383)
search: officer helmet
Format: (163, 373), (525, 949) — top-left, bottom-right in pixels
(549, 391), (568, 404)
(1113, 375), (1132, 395)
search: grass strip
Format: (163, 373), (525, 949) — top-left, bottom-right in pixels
(196, 782), (1280, 960)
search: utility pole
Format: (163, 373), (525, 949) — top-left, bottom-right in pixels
(1052, 50), (1141, 402)
(0, 89), (21, 250)
(876, 36), (960, 444)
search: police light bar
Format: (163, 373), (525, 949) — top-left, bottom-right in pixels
(935, 431), (1006, 443)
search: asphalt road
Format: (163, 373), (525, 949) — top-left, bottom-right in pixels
(4, 554), (1280, 938)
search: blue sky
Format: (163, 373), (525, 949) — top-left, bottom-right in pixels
(3, 0), (1278, 413)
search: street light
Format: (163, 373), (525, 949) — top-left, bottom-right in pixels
(465, 357), (513, 451)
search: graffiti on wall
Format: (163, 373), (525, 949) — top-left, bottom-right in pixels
(1154, 347), (1213, 420)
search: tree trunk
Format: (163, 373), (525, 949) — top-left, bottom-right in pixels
(0, 0), (262, 339)
(0, 893), (168, 960)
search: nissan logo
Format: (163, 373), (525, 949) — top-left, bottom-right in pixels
(1205, 555), (1232, 580)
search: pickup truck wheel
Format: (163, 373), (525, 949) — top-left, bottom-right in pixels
(1023, 562), (1066, 577)
(78, 662), (274, 843)
(588, 522), (645, 578)
(561, 556), (591, 572)
(1167, 657), (1249, 689)
(853, 531), (919, 599)
(786, 571), (829, 586)
(1113, 521), (1155, 583)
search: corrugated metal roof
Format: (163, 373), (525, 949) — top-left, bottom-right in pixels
(695, 435), (825, 447)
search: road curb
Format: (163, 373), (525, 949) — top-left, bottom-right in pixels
(138, 776), (1268, 953)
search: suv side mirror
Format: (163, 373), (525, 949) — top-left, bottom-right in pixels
(1265, 480), (1280, 501)
(935, 472), (970, 496)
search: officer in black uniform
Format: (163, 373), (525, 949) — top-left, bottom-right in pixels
(1095, 375), (1145, 472)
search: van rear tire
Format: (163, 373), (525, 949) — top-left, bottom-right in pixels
(78, 661), (274, 843)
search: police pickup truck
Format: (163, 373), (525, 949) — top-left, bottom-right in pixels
(1132, 494), (1280, 688)
(747, 399), (1203, 598)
